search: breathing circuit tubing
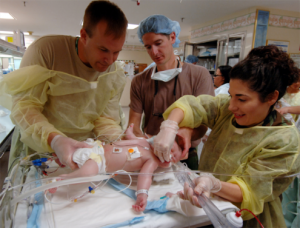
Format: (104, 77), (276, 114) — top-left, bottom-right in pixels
(44, 170), (133, 204)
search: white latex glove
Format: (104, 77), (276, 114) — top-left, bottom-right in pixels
(51, 135), (92, 170)
(193, 173), (222, 197)
(178, 173), (222, 207)
(153, 120), (179, 162)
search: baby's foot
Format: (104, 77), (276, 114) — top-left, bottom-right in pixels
(166, 192), (176, 198)
(125, 123), (138, 140)
(47, 178), (62, 194)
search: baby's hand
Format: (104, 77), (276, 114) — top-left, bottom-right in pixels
(132, 193), (148, 212)
(276, 107), (290, 115)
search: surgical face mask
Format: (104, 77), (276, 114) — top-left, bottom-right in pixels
(151, 61), (182, 82)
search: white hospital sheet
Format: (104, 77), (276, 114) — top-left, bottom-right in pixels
(14, 163), (238, 228)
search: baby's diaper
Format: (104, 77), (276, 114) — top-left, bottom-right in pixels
(73, 138), (106, 174)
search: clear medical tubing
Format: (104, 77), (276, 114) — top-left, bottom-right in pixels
(173, 164), (231, 228)
(10, 174), (111, 206)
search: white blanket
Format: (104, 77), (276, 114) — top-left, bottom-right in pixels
(14, 163), (238, 228)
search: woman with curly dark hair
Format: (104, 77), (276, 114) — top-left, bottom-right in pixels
(153, 45), (300, 227)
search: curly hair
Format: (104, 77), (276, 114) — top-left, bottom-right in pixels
(230, 45), (299, 102)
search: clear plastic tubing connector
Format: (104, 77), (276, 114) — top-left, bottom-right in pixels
(174, 169), (232, 228)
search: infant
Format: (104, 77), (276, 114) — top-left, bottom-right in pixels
(52, 124), (182, 212)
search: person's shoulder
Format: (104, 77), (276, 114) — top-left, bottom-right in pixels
(132, 68), (153, 83)
(30, 35), (74, 48)
(266, 124), (300, 150)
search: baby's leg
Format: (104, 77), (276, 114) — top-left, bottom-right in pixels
(47, 160), (98, 194)
(60, 159), (99, 179)
(124, 123), (138, 140)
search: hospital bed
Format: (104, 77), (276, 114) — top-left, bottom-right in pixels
(0, 157), (238, 228)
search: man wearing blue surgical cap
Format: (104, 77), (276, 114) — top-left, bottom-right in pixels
(129, 15), (214, 169)
(184, 55), (198, 65)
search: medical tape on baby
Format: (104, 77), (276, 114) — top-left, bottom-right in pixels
(128, 147), (141, 160)
(146, 136), (155, 145)
(113, 147), (122, 153)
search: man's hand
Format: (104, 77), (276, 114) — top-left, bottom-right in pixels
(51, 135), (92, 170)
(176, 127), (193, 160)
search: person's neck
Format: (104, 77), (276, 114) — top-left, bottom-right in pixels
(77, 38), (92, 68)
(287, 86), (299, 94)
(156, 55), (178, 72)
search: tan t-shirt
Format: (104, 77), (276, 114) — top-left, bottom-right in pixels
(18, 35), (125, 139)
(20, 35), (105, 81)
(129, 63), (215, 135)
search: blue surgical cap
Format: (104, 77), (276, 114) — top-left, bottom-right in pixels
(137, 15), (181, 47)
(184, 55), (198, 64)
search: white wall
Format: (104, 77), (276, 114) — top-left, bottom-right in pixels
(265, 8), (300, 54)
(117, 50), (152, 65)
(118, 50), (152, 106)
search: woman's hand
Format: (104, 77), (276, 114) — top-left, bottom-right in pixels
(177, 174), (222, 207)
(153, 120), (179, 162)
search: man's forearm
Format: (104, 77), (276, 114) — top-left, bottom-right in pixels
(133, 127), (145, 138)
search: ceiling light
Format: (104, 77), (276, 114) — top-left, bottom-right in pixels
(0, 54), (14, 58)
(23, 32), (29, 35)
(0, 31), (14, 35)
(0, 12), (14, 20)
(127, 24), (139, 30)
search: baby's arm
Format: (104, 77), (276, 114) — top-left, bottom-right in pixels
(277, 106), (300, 115)
(60, 159), (98, 179)
(133, 158), (158, 212)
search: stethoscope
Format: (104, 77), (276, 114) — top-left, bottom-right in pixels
(75, 37), (80, 54)
(153, 60), (180, 118)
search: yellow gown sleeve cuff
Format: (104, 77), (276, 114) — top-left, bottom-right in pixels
(163, 99), (196, 128)
(227, 176), (263, 221)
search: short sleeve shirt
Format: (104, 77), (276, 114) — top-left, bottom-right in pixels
(129, 63), (215, 135)
(20, 35), (106, 81)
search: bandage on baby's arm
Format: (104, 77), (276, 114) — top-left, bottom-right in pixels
(146, 136), (156, 145)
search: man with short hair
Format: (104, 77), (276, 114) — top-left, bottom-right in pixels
(184, 55), (198, 65)
(129, 15), (214, 169)
(6, 1), (128, 169)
